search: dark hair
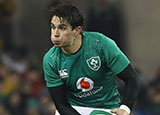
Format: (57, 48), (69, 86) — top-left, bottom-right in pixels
(47, 3), (84, 29)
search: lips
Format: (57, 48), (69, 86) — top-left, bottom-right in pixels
(53, 40), (61, 45)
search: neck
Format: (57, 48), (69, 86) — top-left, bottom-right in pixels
(62, 34), (82, 55)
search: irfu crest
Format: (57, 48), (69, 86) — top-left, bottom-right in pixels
(86, 56), (101, 71)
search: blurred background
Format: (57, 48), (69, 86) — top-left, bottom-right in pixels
(0, 0), (160, 115)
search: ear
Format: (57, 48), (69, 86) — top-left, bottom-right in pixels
(74, 26), (82, 35)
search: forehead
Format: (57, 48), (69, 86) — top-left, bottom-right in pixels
(51, 16), (69, 25)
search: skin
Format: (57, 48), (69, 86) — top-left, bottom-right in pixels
(111, 109), (129, 115)
(51, 16), (82, 54)
(50, 15), (129, 115)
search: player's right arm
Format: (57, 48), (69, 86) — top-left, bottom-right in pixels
(43, 51), (80, 115)
(48, 85), (80, 115)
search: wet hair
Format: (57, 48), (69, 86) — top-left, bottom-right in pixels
(47, 3), (84, 29)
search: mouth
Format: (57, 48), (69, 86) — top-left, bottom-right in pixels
(53, 41), (61, 45)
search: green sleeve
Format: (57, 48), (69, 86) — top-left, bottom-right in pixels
(43, 53), (64, 87)
(99, 33), (130, 74)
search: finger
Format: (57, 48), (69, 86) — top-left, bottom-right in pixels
(111, 109), (119, 113)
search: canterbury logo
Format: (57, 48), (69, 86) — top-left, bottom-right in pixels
(58, 69), (69, 78)
(76, 77), (94, 92)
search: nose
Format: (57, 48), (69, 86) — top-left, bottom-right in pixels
(54, 28), (60, 37)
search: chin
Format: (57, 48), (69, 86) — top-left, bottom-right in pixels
(53, 43), (61, 47)
(54, 45), (61, 48)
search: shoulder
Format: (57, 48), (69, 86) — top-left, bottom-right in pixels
(43, 46), (59, 66)
(83, 31), (113, 41)
(83, 31), (116, 47)
(83, 31), (101, 39)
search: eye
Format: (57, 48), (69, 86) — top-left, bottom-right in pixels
(51, 25), (56, 30)
(59, 26), (66, 30)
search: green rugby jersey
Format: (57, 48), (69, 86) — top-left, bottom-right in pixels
(43, 31), (130, 109)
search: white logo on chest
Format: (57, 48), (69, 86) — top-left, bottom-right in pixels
(58, 69), (69, 78)
(86, 56), (101, 71)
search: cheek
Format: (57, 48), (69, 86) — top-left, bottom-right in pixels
(66, 31), (75, 39)
(50, 33), (54, 42)
(51, 37), (54, 43)
(62, 32), (73, 41)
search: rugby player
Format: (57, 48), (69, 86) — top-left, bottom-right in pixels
(43, 3), (140, 115)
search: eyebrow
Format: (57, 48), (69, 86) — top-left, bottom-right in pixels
(50, 23), (67, 27)
(50, 23), (54, 26)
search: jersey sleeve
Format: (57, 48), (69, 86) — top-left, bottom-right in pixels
(43, 53), (64, 87)
(98, 33), (130, 74)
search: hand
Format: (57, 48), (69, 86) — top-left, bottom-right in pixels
(111, 108), (129, 115)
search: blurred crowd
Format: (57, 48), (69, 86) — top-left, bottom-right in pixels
(0, 48), (56, 115)
(132, 66), (160, 115)
(0, 0), (56, 114)
(0, 0), (160, 115)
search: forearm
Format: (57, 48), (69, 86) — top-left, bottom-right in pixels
(117, 64), (141, 109)
(48, 85), (80, 115)
(121, 75), (140, 109)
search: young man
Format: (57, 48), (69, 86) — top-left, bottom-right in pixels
(43, 3), (140, 115)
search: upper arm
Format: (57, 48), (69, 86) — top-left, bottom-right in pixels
(43, 54), (64, 87)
